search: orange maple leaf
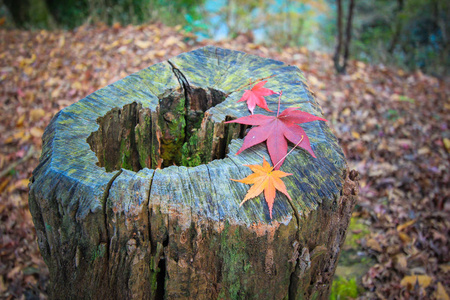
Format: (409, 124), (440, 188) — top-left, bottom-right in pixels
(231, 157), (292, 219)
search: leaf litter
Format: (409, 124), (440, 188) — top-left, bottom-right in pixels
(0, 24), (449, 299)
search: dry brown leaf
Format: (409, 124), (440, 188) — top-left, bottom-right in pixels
(341, 107), (351, 116)
(394, 254), (408, 270)
(397, 219), (416, 231)
(163, 36), (179, 47)
(444, 138), (450, 153)
(0, 177), (11, 193)
(439, 264), (450, 273)
(0, 275), (6, 293)
(366, 238), (382, 252)
(400, 275), (432, 290)
(434, 282), (450, 300)
(398, 232), (411, 243)
(30, 127), (44, 138)
(135, 40), (152, 49)
(7, 179), (29, 193)
(30, 108), (46, 121)
(351, 131), (360, 139)
(16, 114), (26, 127)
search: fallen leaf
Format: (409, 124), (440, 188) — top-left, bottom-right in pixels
(342, 107), (351, 116)
(163, 36), (180, 47)
(30, 108), (46, 121)
(397, 219), (416, 231)
(0, 178), (11, 193)
(439, 264), (450, 273)
(7, 266), (22, 280)
(237, 81), (276, 114)
(394, 254), (408, 270)
(231, 157), (292, 219)
(155, 50), (166, 57)
(400, 275), (432, 290)
(444, 138), (450, 153)
(398, 232), (411, 243)
(7, 178), (29, 193)
(0, 275), (6, 293)
(30, 127), (44, 138)
(352, 131), (360, 139)
(366, 238), (382, 252)
(16, 115), (25, 127)
(135, 40), (152, 49)
(226, 100), (327, 169)
(418, 147), (430, 155)
(434, 282), (450, 300)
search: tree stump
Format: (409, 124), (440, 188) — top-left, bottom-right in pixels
(29, 46), (358, 299)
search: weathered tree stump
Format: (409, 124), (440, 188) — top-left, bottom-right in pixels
(29, 46), (358, 299)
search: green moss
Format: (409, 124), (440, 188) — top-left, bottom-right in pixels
(119, 138), (133, 171)
(91, 243), (106, 262)
(333, 217), (372, 297)
(218, 221), (252, 299)
(149, 242), (163, 294)
(344, 218), (370, 248)
(330, 277), (361, 300)
(136, 114), (152, 168)
(149, 256), (160, 293)
(159, 93), (186, 167)
(181, 131), (204, 167)
(151, 144), (158, 168)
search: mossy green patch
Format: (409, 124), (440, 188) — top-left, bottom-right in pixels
(91, 243), (106, 262)
(344, 218), (370, 248)
(181, 129), (204, 167)
(218, 221), (253, 300)
(330, 277), (362, 300)
(158, 93), (187, 167)
(135, 113), (152, 169)
(333, 217), (373, 297)
(119, 138), (133, 171)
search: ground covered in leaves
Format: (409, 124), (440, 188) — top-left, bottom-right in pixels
(0, 23), (449, 299)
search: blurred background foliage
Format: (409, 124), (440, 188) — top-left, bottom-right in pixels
(0, 0), (448, 73)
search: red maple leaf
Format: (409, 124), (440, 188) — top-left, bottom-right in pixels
(226, 92), (327, 169)
(238, 81), (277, 114)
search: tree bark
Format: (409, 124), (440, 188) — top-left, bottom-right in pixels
(333, 0), (355, 74)
(29, 46), (358, 299)
(333, 0), (343, 74)
(3, 0), (54, 28)
(388, 0), (405, 53)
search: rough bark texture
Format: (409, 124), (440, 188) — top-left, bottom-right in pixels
(29, 46), (358, 299)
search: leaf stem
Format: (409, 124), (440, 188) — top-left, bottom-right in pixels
(277, 91), (283, 117)
(272, 135), (304, 170)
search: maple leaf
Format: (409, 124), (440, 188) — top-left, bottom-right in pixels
(238, 81), (277, 114)
(232, 157), (292, 219)
(226, 93), (328, 169)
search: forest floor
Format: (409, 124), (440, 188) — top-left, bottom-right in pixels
(0, 23), (449, 299)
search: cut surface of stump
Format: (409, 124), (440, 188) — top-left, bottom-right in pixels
(29, 46), (358, 299)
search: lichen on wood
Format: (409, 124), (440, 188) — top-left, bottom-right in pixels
(29, 46), (357, 299)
